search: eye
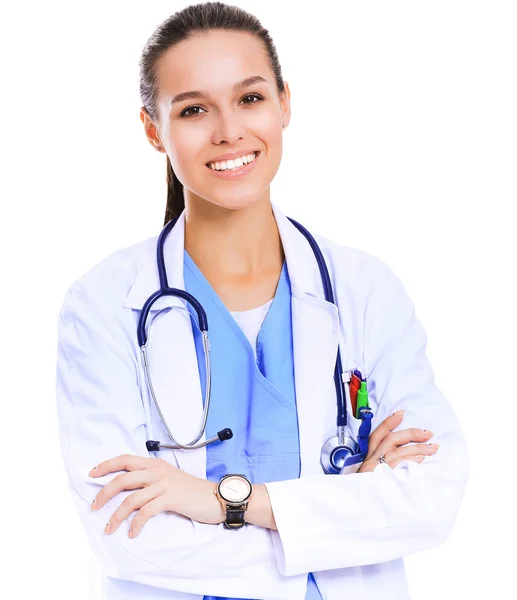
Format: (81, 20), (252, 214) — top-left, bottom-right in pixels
(180, 105), (205, 118)
(241, 93), (264, 104)
(179, 93), (265, 118)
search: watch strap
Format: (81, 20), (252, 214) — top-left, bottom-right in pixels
(223, 504), (248, 529)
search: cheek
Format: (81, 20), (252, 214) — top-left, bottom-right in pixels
(256, 112), (281, 143)
(261, 125), (283, 166)
(167, 131), (205, 179)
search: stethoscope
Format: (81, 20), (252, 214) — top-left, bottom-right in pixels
(138, 213), (374, 474)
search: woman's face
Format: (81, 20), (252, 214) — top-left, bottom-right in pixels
(142, 30), (290, 213)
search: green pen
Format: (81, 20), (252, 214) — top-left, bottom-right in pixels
(355, 381), (369, 418)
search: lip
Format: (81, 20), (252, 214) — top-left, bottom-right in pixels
(205, 151), (260, 180)
(206, 149), (259, 164)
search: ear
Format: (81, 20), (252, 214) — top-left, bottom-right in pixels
(279, 81), (291, 129)
(140, 107), (166, 153)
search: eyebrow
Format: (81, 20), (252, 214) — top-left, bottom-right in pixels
(170, 75), (268, 105)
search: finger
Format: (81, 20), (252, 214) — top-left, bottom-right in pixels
(384, 442), (440, 462)
(89, 454), (134, 477)
(89, 454), (155, 478)
(389, 428), (435, 447)
(390, 454), (426, 468)
(93, 468), (157, 510)
(105, 483), (163, 535)
(379, 443), (440, 468)
(375, 428), (434, 458)
(128, 495), (170, 538)
(365, 411), (405, 459)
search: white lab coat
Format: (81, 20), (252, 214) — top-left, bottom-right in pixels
(55, 203), (469, 600)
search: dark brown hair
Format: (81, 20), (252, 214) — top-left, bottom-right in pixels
(139, 1), (286, 225)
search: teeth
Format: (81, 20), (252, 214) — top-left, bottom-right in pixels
(208, 152), (257, 171)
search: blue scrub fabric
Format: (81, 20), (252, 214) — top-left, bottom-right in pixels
(183, 251), (324, 600)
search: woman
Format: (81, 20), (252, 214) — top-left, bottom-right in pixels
(55, 2), (469, 599)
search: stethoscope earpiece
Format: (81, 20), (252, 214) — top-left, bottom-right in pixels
(218, 428), (233, 441)
(146, 428), (233, 452)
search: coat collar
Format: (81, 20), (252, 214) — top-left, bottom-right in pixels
(123, 203), (328, 310)
(124, 203), (341, 479)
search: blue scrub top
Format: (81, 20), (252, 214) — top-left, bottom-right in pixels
(183, 250), (323, 600)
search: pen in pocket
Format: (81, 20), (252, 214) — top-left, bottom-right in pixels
(355, 381), (369, 418)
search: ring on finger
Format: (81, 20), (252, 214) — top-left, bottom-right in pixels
(379, 453), (387, 464)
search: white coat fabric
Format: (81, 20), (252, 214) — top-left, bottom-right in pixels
(55, 202), (470, 600)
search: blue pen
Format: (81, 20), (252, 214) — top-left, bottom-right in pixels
(354, 369), (364, 381)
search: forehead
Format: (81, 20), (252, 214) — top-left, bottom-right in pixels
(155, 30), (272, 101)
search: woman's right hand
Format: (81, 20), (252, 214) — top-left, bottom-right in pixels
(357, 410), (440, 473)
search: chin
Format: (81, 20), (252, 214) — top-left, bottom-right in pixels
(206, 192), (268, 213)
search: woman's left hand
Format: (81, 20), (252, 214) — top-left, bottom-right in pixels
(89, 455), (225, 537)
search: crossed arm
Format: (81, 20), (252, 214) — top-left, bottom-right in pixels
(87, 410), (439, 540)
(88, 454), (277, 536)
(56, 267), (469, 595)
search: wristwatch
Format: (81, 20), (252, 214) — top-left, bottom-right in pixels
(215, 474), (253, 529)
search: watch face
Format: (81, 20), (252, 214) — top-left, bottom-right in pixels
(219, 475), (251, 503)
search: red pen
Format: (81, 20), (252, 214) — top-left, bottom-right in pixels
(349, 374), (361, 417)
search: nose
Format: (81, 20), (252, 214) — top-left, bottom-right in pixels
(211, 111), (246, 145)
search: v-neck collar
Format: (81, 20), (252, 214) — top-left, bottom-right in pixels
(183, 249), (288, 361)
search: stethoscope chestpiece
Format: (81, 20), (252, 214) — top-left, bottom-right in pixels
(320, 434), (360, 474)
(319, 407), (374, 474)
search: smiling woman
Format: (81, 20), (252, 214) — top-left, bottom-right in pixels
(55, 2), (469, 600)
(138, 6), (290, 225)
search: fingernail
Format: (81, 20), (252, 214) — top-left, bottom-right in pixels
(420, 429), (433, 435)
(428, 443), (440, 448)
(104, 523), (111, 534)
(393, 410), (404, 416)
(128, 529), (134, 538)
(91, 499), (96, 510)
(89, 466), (98, 476)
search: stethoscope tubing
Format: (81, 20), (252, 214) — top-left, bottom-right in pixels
(285, 217), (347, 430)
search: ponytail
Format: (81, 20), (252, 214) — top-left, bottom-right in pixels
(165, 155), (185, 225)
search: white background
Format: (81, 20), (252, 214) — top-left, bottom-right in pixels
(1, 1), (515, 598)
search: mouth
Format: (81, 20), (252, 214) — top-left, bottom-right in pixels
(205, 150), (261, 180)
(205, 151), (260, 172)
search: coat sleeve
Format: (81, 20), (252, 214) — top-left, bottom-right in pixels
(55, 281), (307, 599)
(264, 262), (470, 576)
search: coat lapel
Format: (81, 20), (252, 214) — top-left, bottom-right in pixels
(272, 204), (341, 477)
(124, 205), (341, 479)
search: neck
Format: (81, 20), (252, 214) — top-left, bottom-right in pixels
(183, 197), (284, 278)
